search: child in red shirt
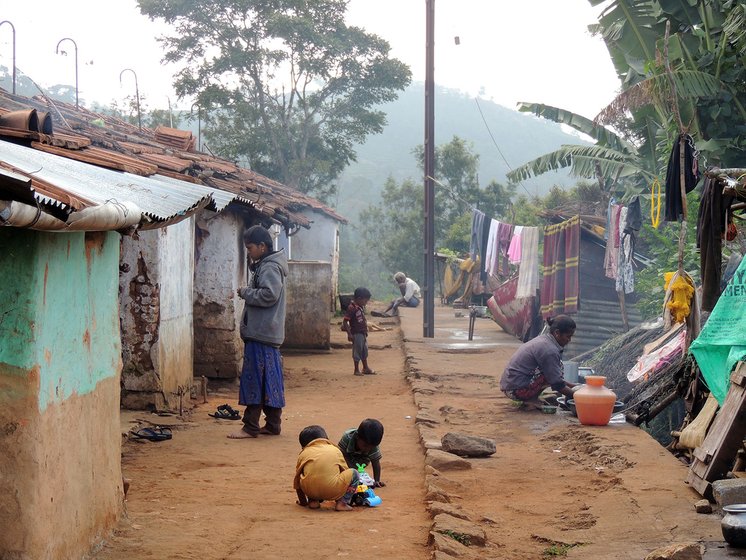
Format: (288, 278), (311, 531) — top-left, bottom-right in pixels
(342, 287), (375, 376)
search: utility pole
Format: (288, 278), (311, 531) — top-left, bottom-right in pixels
(423, 0), (435, 337)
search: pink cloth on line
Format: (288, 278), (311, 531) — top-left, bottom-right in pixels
(507, 226), (523, 264)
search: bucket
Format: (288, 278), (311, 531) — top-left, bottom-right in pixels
(563, 361), (579, 384)
(578, 366), (595, 384)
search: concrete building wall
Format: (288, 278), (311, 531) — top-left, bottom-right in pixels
(289, 211), (340, 311)
(193, 211), (244, 378)
(284, 261), (332, 349)
(0, 229), (123, 560)
(120, 218), (195, 410)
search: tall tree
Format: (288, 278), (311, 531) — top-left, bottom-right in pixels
(138, 0), (411, 201)
(357, 136), (517, 288)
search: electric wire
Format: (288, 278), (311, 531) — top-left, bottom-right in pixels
(474, 97), (535, 199)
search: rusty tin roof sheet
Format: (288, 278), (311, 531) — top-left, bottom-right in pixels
(0, 89), (346, 230)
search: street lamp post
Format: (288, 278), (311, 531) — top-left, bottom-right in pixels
(0, 20), (16, 95)
(423, 0), (435, 338)
(55, 37), (79, 108)
(119, 68), (142, 130)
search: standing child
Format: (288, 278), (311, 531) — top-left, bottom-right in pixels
(338, 418), (386, 487)
(229, 225), (288, 439)
(294, 425), (360, 511)
(342, 287), (375, 376)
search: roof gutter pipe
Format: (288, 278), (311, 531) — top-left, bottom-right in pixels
(0, 199), (142, 231)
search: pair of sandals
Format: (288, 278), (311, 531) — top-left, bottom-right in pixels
(209, 404), (241, 420)
(130, 426), (173, 442)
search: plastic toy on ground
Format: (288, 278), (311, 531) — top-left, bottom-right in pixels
(352, 463), (382, 507)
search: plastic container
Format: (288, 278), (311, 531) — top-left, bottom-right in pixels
(563, 361), (579, 384)
(573, 375), (616, 426)
(578, 366), (594, 383)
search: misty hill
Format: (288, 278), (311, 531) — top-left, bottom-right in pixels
(335, 83), (588, 219)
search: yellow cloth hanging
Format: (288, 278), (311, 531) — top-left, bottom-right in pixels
(651, 178), (662, 229)
(443, 264), (455, 294)
(664, 271), (695, 323)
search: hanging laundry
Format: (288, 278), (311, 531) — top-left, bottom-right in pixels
(540, 215), (580, 318)
(663, 271), (695, 324)
(484, 219), (500, 277)
(664, 133), (700, 222)
(469, 209), (486, 261)
(616, 207), (635, 294)
(604, 204), (622, 280)
(625, 196), (642, 233)
(507, 226), (523, 264)
(696, 174), (735, 312)
(496, 222), (514, 277)
(478, 214), (491, 282)
(516, 227), (539, 299)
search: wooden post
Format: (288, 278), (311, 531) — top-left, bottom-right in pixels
(617, 289), (630, 332)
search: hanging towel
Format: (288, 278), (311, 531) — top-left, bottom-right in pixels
(479, 215), (492, 282)
(516, 227), (539, 299)
(604, 204), (622, 279)
(484, 219), (500, 277)
(540, 215), (580, 318)
(507, 226), (523, 264)
(496, 222), (514, 276)
(469, 209), (486, 261)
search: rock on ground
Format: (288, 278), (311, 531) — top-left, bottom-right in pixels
(441, 432), (496, 458)
(643, 542), (702, 560)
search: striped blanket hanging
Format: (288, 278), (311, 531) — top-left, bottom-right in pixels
(540, 215), (580, 318)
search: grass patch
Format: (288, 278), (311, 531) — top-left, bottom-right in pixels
(542, 543), (577, 557)
(438, 530), (471, 547)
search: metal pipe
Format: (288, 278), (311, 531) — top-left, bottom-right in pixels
(423, 0), (435, 338)
(55, 37), (79, 108)
(119, 68), (142, 130)
(0, 20), (16, 95)
(191, 103), (201, 151)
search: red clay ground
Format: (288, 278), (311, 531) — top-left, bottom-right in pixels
(93, 304), (723, 560)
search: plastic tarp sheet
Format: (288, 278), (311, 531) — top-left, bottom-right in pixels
(690, 254), (746, 404)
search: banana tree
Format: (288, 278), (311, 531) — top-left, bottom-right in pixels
(507, 102), (653, 198)
(588, 0), (746, 167)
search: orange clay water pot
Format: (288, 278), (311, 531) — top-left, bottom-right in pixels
(574, 375), (616, 426)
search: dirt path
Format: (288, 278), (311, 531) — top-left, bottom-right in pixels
(398, 307), (722, 559)
(94, 320), (429, 560)
(95, 304), (724, 560)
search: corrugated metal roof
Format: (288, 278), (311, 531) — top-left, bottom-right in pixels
(0, 89), (347, 229)
(0, 139), (212, 228)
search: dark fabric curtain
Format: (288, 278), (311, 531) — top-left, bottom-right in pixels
(664, 134), (700, 222)
(697, 175), (734, 311)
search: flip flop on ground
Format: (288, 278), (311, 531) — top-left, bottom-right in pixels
(130, 426), (173, 442)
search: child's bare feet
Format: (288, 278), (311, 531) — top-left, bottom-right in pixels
(353, 371), (364, 376)
(362, 369), (376, 375)
(227, 429), (258, 439)
(334, 500), (353, 511)
(308, 500), (321, 509)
